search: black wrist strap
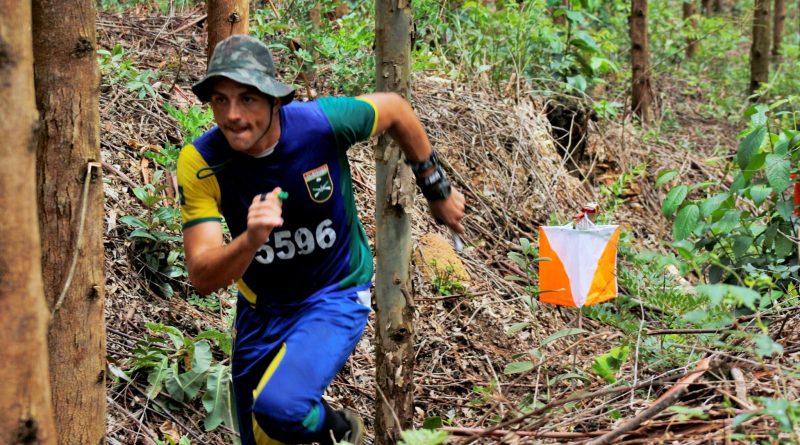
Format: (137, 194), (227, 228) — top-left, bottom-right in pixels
(417, 165), (451, 201)
(405, 150), (439, 176)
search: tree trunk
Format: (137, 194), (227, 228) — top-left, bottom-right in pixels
(702, 0), (713, 14)
(31, 1), (106, 444)
(0, 2), (57, 444)
(772, 0), (786, 57)
(630, 0), (653, 124)
(684, 1), (699, 58)
(749, 0), (771, 97)
(374, 0), (416, 443)
(207, 0), (249, 63)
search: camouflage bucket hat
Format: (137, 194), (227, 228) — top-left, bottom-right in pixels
(192, 35), (295, 104)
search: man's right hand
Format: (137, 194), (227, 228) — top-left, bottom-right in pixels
(245, 187), (284, 248)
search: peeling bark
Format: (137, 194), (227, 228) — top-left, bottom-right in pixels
(0, 2), (56, 444)
(374, 0), (416, 443)
(32, 1), (106, 443)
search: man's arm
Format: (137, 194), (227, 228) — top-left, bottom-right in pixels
(359, 92), (466, 234)
(183, 189), (283, 295)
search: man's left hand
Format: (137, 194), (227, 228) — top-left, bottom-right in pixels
(429, 188), (466, 235)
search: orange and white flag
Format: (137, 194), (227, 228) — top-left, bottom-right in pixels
(538, 217), (620, 307)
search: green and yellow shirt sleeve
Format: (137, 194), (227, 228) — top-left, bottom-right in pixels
(176, 144), (223, 229)
(317, 96), (378, 151)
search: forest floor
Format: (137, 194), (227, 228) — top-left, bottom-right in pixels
(99, 8), (799, 445)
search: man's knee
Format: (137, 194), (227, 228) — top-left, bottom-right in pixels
(252, 386), (323, 439)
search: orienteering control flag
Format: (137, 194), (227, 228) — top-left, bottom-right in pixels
(538, 218), (620, 307)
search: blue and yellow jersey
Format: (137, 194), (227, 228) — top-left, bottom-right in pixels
(177, 97), (378, 307)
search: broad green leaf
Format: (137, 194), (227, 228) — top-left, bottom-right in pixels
(744, 152), (767, 179)
(196, 329), (233, 356)
(732, 235), (753, 258)
(730, 172), (747, 194)
(592, 345), (629, 383)
(774, 231), (794, 258)
(506, 322), (530, 335)
(773, 133), (789, 155)
(154, 206), (179, 224)
(190, 341), (212, 374)
(673, 204), (700, 240)
(776, 200), (794, 221)
(422, 416), (443, 430)
(714, 210), (742, 235)
(167, 250), (180, 265)
(540, 328), (588, 347)
(662, 185), (689, 217)
(753, 334), (784, 358)
(765, 154), (791, 194)
(745, 104), (768, 126)
(398, 429), (449, 445)
(565, 10), (584, 23)
(760, 398), (797, 432)
(203, 364), (235, 431)
(133, 186), (152, 203)
(119, 215), (148, 229)
(156, 281), (174, 298)
(146, 323), (185, 350)
(699, 193), (730, 218)
(655, 169), (678, 189)
(567, 74), (587, 92)
(732, 411), (759, 428)
(728, 286), (759, 310)
(503, 361), (534, 375)
(749, 185), (773, 206)
(162, 265), (184, 278)
(165, 364), (187, 402)
(129, 229), (158, 241)
(737, 126), (767, 169)
(146, 357), (169, 399)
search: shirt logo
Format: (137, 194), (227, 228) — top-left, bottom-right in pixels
(303, 164), (333, 203)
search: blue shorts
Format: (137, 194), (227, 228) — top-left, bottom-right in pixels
(232, 283), (371, 445)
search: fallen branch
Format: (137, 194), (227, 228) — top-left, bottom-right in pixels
(102, 160), (141, 190)
(585, 357), (712, 445)
(459, 370), (688, 444)
(442, 426), (605, 439)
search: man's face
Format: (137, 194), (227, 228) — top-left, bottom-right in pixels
(209, 78), (277, 156)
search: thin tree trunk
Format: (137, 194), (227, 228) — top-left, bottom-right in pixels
(631, 0), (653, 124)
(0, 2), (57, 444)
(31, 1), (106, 444)
(374, 0), (416, 443)
(207, 0), (249, 63)
(750, 0), (771, 97)
(684, 1), (699, 58)
(772, 0), (787, 57)
(702, 0), (713, 14)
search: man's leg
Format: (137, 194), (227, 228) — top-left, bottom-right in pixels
(251, 286), (370, 444)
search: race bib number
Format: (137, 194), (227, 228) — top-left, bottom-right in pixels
(254, 219), (337, 265)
